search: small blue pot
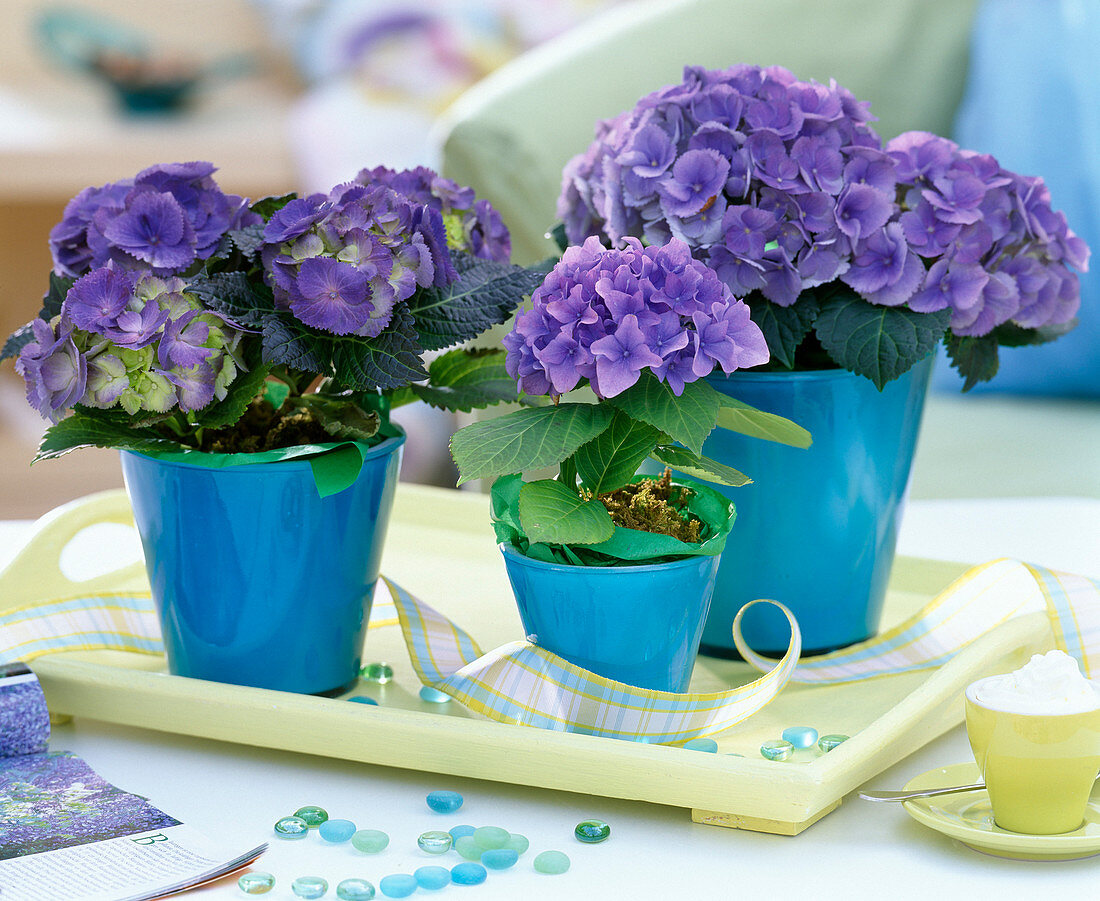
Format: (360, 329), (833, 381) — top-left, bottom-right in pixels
(500, 544), (721, 692)
(697, 357), (932, 656)
(120, 433), (404, 694)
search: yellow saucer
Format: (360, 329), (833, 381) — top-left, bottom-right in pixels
(902, 763), (1100, 861)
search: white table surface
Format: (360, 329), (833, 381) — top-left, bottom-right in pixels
(3, 496), (1099, 900)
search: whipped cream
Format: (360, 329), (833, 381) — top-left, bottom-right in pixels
(967, 650), (1100, 715)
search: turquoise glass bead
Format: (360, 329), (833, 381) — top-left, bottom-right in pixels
(274, 815), (310, 839)
(294, 806), (329, 827)
(817, 733), (850, 752)
(349, 696), (379, 706)
(504, 833), (529, 855)
(533, 850), (570, 875)
(449, 824), (475, 841)
(379, 874), (417, 899)
(454, 836), (482, 860)
(574, 819), (610, 843)
(417, 830), (453, 854)
(360, 662), (394, 683)
(336, 879), (376, 901)
(319, 818), (357, 843)
(419, 686), (450, 703)
(781, 726), (819, 749)
(684, 738), (718, 753)
(760, 739), (794, 761)
(351, 829), (390, 853)
(426, 789), (464, 813)
(414, 867), (451, 891)
(291, 876), (328, 899)
(450, 863), (487, 885)
(472, 825), (510, 849)
(238, 871), (275, 894)
(481, 848), (518, 870)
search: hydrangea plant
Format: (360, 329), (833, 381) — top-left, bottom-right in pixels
(450, 237), (808, 566)
(557, 64), (1088, 389)
(2, 162), (546, 461)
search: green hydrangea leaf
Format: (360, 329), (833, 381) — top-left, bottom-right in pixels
(228, 224), (266, 259)
(815, 292), (950, 389)
(944, 332), (999, 392)
(518, 479), (615, 545)
(449, 402), (614, 485)
(405, 347), (523, 412)
(714, 396), (811, 448)
(1, 321), (36, 363)
(40, 273), (74, 321)
(747, 292), (820, 369)
(186, 271), (272, 328)
(989, 320), (1078, 348)
(34, 411), (180, 462)
(650, 444), (751, 488)
(573, 410), (661, 494)
(288, 395), (380, 442)
(606, 372), (718, 455)
(189, 360), (271, 430)
(250, 193), (296, 219)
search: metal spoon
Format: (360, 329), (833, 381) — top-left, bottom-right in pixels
(859, 771), (1100, 802)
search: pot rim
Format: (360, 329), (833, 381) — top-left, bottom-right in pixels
(499, 541), (718, 574)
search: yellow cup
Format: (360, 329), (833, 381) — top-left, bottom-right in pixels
(965, 677), (1100, 834)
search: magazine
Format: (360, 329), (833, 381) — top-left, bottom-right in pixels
(0, 663), (266, 901)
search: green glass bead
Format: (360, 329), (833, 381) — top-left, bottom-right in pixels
(238, 871), (275, 894)
(472, 825), (510, 849)
(274, 815), (310, 839)
(574, 819), (610, 843)
(360, 662), (394, 683)
(533, 850), (571, 874)
(817, 733), (850, 752)
(760, 739), (794, 761)
(336, 878), (376, 901)
(351, 829), (390, 853)
(504, 833), (529, 855)
(417, 830), (453, 854)
(294, 806), (329, 827)
(454, 835), (482, 860)
(291, 876), (328, 899)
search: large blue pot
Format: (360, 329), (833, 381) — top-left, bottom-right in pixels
(500, 544), (721, 692)
(120, 433), (404, 694)
(698, 357), (932, 657)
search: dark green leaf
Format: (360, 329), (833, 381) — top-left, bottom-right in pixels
(35, 412), (181, 462)
(228, 224), (266, 258)
(190, 360), (270, 430)
(186, 271), (272, 328)
(261, 313), (326, 373)
(989, 319), (1078, 348)
(289, 395), (380, 442)
(650, 445), (751, 488)
(326, 305), (427, 390)
(1, 321), (36, 363)
(714, 396), (811, 448)
(944, 332), (999, 392)
(40, 273), (74, 320)
(548, 222), (568, 253)
(814, 293), (950, 389)
(606, 372), (719, 455)
(573, 410), (660, 494)
(747, 292), (820, 369)
(449, 402), (614, 485)
(405, 347), (521, 412)
(250, 193), (297, 219)
(517, 479), (615, 545)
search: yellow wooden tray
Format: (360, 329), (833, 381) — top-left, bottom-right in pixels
(6, 486), (1053, 836)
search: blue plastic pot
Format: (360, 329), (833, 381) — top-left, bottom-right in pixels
(500, 544), (721, 692)
(698, 357), (932, 657)
(120, 432), (404, 694)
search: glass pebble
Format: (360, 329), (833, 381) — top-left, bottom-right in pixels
(533, 850), (571, 875)
(294, 806), (329, 827)
(419, 686), (450, 703)
(481, 848), (518, 870)
(351, 829), (390, 853)
(449, 824), (476, 841)
(504, 833), (529, 855)
(781, 726), (819, 749)
(450, 863), (487, 885)
(426, 789), (464, 813)
(684, 738), (718, 753)
(379, 875), (417, 899)
(418, 830), (453, 854)
(414, 866), (451, 891)
(472, 825), (510, 849)
(349, 696), (379, 706)
(319, 818), (357, 843)
(360, 662), (394, 683)
(291, 876), (329, 899)
(336, 879), (376, 901)
(760, 739), (794, 761)
(238, 871), (275, 894)
(274, 815), (310, 839)
(454, 835), (482, 860)
(574, 819), (610, 843)
(817, 733), (850, 753)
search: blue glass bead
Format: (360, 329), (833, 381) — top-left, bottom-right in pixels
(426, 789), (464, 813)
(351, 829), (389, 853)
(319, 818), (357, 843)
(454, 836), (482, 860)
(504, 833), (529, 855)
(379, 874), (417, 899)
(349, 696), (379, 706)
(449, 824), (476, 841)
(274, 815), (310, 839)
(760, 739), (794, 761)
(417, 830), (453, 854)
(781, 726), (819, 749)
(817, 733), (850, 752)
(291, 876), (328, 899)
(414, 867), (451, 891)
(574, 819), (610, 843)
(336, 878), (376, 901)
(360, 662), (394, 683)
(533, 850), (570, 875)
(481, 848), (518, 870)
(419, 686), (450, 703)
(238, 871), (275, 894)
(294, 806), (329, 827)
(684, 738), (718, 753)
(472, 825), (510, 849)
(450, 863), (487, 885)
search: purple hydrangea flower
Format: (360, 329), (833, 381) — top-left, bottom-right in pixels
(15, 319), (87, 420)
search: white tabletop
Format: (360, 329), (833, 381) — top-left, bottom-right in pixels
(5, 496), (1100, 899)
